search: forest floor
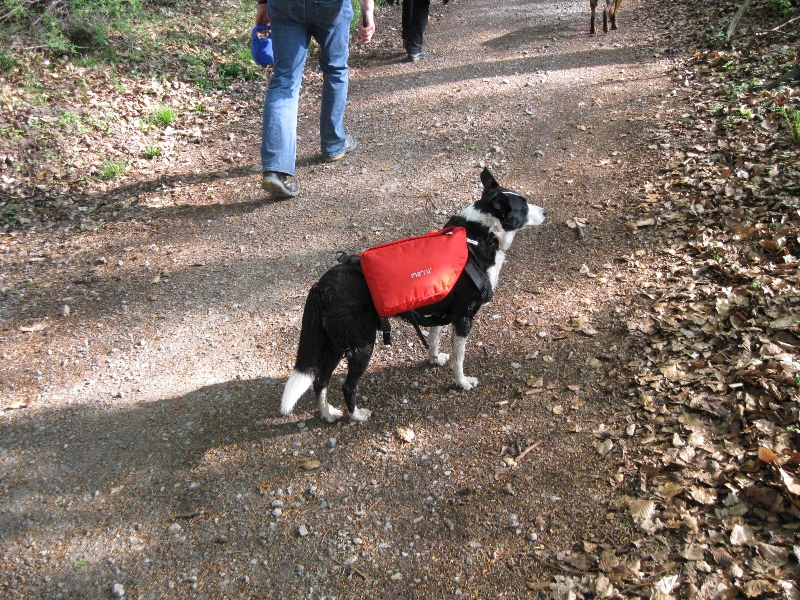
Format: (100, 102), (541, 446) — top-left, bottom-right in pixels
(1, 0), (799, 598)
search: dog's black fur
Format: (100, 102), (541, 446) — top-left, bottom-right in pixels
(280, 168), (547, 423)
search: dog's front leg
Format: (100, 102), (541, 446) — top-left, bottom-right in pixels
(427, 326), (449, 366)
(451, 334), (478, 390)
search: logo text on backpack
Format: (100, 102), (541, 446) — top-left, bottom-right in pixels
(410, 268), (432, 279)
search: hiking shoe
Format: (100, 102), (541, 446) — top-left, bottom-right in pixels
(407, 49), (427, 63)
(261, 171), (299, 199)
(322, 134), (357, 163)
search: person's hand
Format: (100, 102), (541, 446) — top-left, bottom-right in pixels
(256, 3), (270, 26)
(357, 12), (375, 45)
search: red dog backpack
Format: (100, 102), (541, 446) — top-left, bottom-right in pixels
(359, 226), (468, 318)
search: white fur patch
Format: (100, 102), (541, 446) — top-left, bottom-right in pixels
(427, 326), (449, 366)
(318, 389), (343, 423)
(451, 335), (478, 390)
(460, 205), (516, 250)
(526, 203), (547, 226)
(280, 370), (313, 415)
(350, 406), (372, 422)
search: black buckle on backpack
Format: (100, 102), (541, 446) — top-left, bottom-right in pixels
(380, 318), (392, 346)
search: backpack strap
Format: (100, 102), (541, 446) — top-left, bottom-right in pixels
(464, 242), (494, 303)
(380, 318), (392, 346)
(406, 311), (430, 349)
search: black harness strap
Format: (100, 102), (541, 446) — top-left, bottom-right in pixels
(464, 242), (494, 303)
(379, 313), (429, 349)
(406, 311), (429, 349)
(380, 318), (392, 346)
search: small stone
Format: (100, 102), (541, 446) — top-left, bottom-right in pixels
(298, 525), (309, 537)
(61, 305), (71, 317)
(390, 572), (403, 581)
(508, 513), (520, 528)
(167, 523), (183, 534)
(328, 438), (337, 448)
(111, 583), (125, 597)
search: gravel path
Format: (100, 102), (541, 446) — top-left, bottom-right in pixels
(0, 0), (690, 597)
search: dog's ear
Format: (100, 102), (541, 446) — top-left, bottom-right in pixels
(480, 167), (499, 191)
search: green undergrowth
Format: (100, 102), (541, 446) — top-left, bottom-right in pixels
(0, 0), (263, 88)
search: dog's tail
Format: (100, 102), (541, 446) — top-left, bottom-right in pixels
(280, 369), (313, 415)
(280, 283), (327, 415)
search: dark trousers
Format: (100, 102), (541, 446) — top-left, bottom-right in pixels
(402, 0), (430, 54)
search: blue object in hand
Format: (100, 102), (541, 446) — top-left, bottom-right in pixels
(251, 26), (273, 66)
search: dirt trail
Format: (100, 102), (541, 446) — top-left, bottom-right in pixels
(0, 0), (689, 597)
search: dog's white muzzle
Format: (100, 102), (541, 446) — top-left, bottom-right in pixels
(526, 204), (547, 227)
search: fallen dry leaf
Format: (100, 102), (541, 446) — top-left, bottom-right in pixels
(757, 447), (778, 465)
(730, 523), (755, 546)
(596, 439), (614, 457)
(3, 401), (29, 410)
(396, 427), (415, 443)
(779, 468), (800, 496)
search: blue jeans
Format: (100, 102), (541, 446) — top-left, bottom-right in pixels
(261, 0), (353, 176)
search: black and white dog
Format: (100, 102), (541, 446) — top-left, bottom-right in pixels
(280, 168), (547, 423)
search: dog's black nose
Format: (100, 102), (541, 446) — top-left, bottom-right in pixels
(542, 208), (548, 217)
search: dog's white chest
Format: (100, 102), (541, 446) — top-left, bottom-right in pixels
(487, 249), (505, 290)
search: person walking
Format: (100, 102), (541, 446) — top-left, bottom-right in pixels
(402, 0), (430, 62)
(257, 0), (375, 199)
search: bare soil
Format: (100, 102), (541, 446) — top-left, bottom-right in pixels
(2, 0), (798, 599)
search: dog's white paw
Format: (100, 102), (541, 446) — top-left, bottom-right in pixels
(429, 353), (449, 367)
(455, 376), (478, 391)
(321, 405), (343, 423)
(350, 407), (372, 422)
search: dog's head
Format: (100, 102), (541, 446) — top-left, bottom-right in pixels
(465, 168), (547, 236)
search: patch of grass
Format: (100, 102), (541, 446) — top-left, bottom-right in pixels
(97, 158), (127, 180)
(0, 50), (19, 74)
(704, 30), (727, 49)
(142, 144), (161, 159)
(217, 60), (258, 84)
(767, 0), (793, 15)
(142, 104), (176, 129)
(1, 203), (22, 228)
(0, 127), (25, 139)
(4, 0), (148, 56)
(781, 106), (800, 144)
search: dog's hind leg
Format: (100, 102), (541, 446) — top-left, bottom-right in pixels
(427, 326), (449, 366)
(314, 352), (344, 423)
(451, 335), (478, 390)
(317, 388), (343, 423)
(343, 346), (374, 422)
(450, 319), (477, 390)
